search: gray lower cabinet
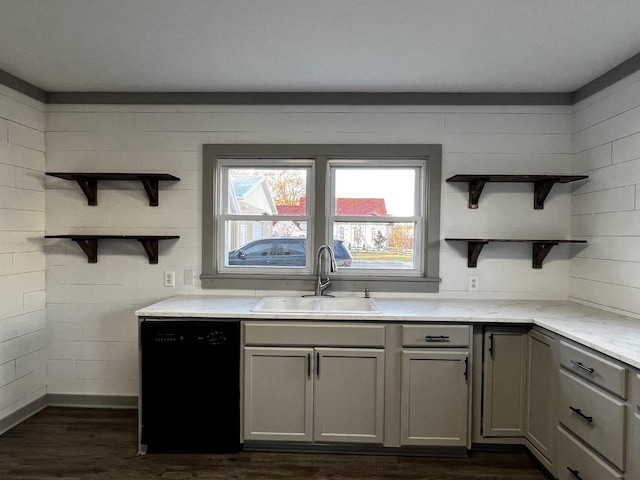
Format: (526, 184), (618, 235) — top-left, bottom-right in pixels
(526, 328), (557, 472)
(482, 327), (529, 437)
(629, 372), (640, 480)
(243, 347), (313, 442)
(398, 324), (471, 448)
(243, 345), (385, 444)
(400, 350), (469, 446)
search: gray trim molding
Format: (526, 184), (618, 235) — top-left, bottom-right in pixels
(47, 393), (138, 409)
(0, 68), (47, 103)
(0, 394), (47, 436)
(2, 50), (640, 105)
(46, 91), (572, 105)
(0, 394), (138, 435)
(573, 51), (640, 103)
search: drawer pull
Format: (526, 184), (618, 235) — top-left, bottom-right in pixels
(570, 360), (594, 374)
(566, 467), (583, 480)
(307, 353), (311, 378)
(425, 335), (450, 342)
(569, 406), (593, 424)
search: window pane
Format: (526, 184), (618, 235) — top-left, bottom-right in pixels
(225, 221), (308, 268)
(226, 168), (307, 216)
(333, 222), (415, 270)
(333, 168), (416, 217)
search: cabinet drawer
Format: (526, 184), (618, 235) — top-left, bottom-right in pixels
(401, 325), (470, 347)
(557, 426), (623, 480)
(243, 322), (385, 347)
(560, 341), (627, 399)
(558, 369), (626, 470)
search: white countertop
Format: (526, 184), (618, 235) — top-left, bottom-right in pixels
(136, 295), (640, 370)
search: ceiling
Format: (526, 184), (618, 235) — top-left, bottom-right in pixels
(2, 0), (640, 94)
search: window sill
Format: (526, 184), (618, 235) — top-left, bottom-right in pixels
(201, 275), (440, 293)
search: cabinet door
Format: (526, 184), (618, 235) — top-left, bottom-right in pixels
(526, 329), (556, 469)
(313, 348), (385, 444)
(628, 372), (640, 480)
(482, 327), (529, 437)
(243, 347), (313, 442)
(400, 350), (470, 446)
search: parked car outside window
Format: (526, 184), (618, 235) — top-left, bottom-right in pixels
(228, 238), (352, 267)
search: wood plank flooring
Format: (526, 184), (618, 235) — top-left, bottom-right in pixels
(0, 407), (551, 479)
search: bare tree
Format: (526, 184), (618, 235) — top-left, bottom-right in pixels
(264, 170), (306, 206)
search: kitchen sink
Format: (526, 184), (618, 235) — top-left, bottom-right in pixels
(251, 296), (381, 314)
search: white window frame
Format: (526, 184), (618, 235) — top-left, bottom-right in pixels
(202, 144), (441, 293)
(327, 159), (426, 277)
(217, 158), (314, 275)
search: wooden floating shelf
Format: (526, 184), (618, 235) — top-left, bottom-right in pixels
(45, 172), (180, 206)
(445, 238), (587, 269)
(445, 174), (588, 209)
(45, 235), (180, 264)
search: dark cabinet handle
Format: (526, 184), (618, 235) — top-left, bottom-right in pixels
(566, 466), (583, 480)
(307, 353), (311, 378)
(570, 360), (594, 374)
(488, 333), (494, 356)
(464, 357), (469, 381)
(425, 335), (450, 342)
(316, 352), (320, 377)
(569, 406), (593, 423)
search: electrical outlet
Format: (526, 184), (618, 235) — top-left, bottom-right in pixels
(164, 270), (175, 287)
(184, 269), (195, 285)
(468, 275), (479, 292)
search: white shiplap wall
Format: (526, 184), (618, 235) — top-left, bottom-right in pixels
(0, 84), (47, 422)
(571, 71), (640, 317)
(44, 103), (574, 395)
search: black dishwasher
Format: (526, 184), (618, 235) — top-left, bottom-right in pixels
(140, 319), (240, 453)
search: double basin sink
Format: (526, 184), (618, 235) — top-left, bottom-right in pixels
(252, 296), (381, 315)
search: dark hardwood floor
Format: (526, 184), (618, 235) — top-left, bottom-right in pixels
(0, 407), (551, 479)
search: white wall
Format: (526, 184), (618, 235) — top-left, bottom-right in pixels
(0, 84), (47, 421)
(44, 102), (574, 395)
(571, 71), (640, 317)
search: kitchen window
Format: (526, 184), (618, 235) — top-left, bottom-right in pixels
(202, 144), (441, 293)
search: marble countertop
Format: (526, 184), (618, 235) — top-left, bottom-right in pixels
(136, 295), (640, 370)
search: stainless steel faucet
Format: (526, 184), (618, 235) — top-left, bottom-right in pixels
(313, 244), (338, 297)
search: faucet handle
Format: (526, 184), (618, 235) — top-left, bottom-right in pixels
(363, 288), (370, 298)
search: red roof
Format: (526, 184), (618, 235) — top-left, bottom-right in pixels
(276, 198), (387, 216)
(337, 198), (387, 216)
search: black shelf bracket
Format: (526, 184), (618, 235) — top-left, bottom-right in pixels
(140, 177), (160, 207)
(75, 178), (99, 206)
(532, 242), (559, 269)
(73, 237), (98, 263)
(468, 180), (486, 209)
(533, 179), (557, 210)
(138, 238), (160, 264)
(467, 241), (489, 268)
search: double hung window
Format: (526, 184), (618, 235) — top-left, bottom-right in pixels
(202, 144), (441, 292)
